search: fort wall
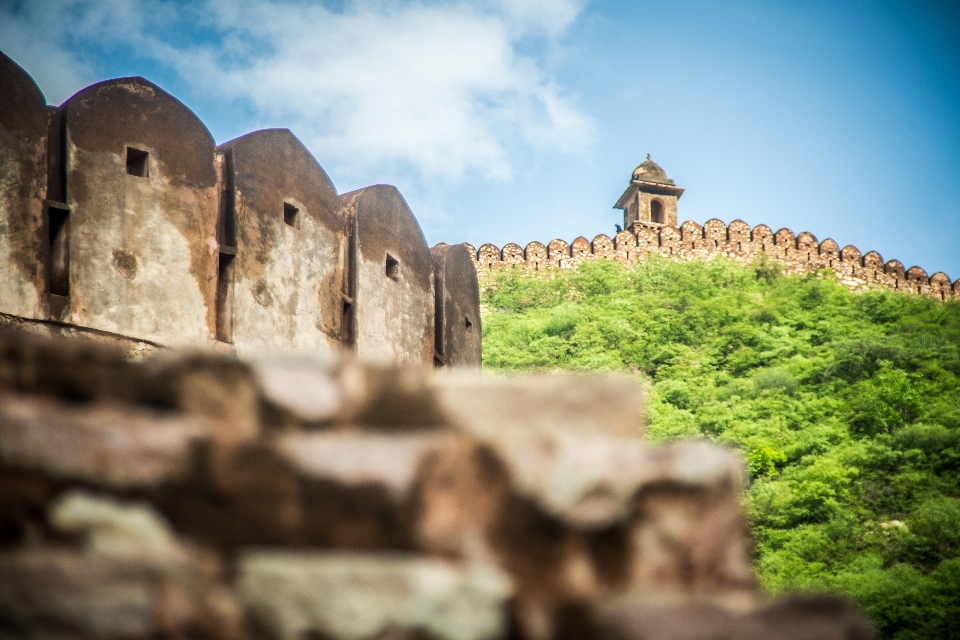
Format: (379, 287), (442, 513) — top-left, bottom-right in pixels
(0, 52), (481, 368)
(470, 219), (959, 301)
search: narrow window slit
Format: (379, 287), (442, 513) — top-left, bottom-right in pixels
(216, 253), (235, 342)
(283, 203), (299, 229)
(125, 147), (148, 177)
(465, 316), (473, 335)
(48, 205), (70, 296)
(385, 254), (400, 281)
(341, 297), (355, 346)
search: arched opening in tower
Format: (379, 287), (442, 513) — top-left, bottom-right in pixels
(650, 199), (664, 224)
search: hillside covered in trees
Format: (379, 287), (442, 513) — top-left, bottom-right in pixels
(481, 257), (960, 640)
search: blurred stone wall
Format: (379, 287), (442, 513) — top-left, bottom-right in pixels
(0, 330), (871, 640)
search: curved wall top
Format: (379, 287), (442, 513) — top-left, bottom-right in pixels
(218, 128), (344, 355)
(0, 52), (49, 320)
(341, 185), (433, 365)
(60, 77), (220, 345)
(0, 57), (479, 366)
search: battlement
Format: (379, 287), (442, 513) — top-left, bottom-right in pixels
(470, 219), (959, 301)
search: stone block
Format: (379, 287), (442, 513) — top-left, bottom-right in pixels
(415, 437), (750, 640)
(0, 550), (243, 640)
(0, 395), (208, 488)
(0, 490), (242, 640)
(595, 594), (874, 640)
(431, 372), (644, 439)
(238, 551), (511, 640)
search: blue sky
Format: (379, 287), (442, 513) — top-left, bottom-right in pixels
(2, 0), (958, 278)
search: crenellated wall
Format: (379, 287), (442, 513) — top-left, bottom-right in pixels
(0, 51), (481, 367)
(470, 220), (959, 301)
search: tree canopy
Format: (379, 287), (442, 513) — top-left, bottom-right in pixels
(481, 257), (960, 640)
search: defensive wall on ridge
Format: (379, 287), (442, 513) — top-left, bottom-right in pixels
(0, 51), (481, 366)
(469, 220), (959, 302)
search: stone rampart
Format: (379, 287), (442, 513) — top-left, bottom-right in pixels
(471, 220), (959, 301)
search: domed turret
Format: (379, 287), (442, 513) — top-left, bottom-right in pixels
(632, 154), (675, 185)
(614, 154), (684, 229)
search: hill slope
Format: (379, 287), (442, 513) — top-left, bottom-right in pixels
(481, 257), (960, 640)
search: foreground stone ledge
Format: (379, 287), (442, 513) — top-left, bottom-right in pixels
(0, 330), (872, 640)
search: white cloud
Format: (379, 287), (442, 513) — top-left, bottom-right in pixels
(0, 0), (592, 182)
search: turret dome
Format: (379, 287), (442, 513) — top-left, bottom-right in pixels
(632, 154), (675, 185)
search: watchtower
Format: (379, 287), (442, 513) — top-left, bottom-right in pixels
(613, 155), (684, 229)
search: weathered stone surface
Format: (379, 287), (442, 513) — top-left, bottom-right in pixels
(0, 550), (243, 640)
(277, 431), (447, 501)
(0, 395), (208, 487)
(415, 438), (751, 640)
(254, 358), (343, 424)
(596, 595), (874, 640)
(154, 430), (442, 550)
(239, 551), (511, 640)
(0, 490), (242, 639)
(0, 52), (49, 323)
(218, 129), (345, 357)
(431, 243), (482, 369)
(60, 76), (221, 345)
(432, 372), (645, 438)
(0, 332), (260, 443)
(341, 185), (435, 366)
(50, 489), (191, 559)
(0, 334), (870, 640)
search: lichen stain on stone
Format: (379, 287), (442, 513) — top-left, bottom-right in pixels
(112, 249), (139, 279)
(252, 279), (274, 307)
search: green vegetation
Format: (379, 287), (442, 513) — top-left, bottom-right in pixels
(481, 257), (960, 639)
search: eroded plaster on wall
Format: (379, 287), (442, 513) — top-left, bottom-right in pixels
(220, 129), (345, 357)
(60, 77), (219, 346)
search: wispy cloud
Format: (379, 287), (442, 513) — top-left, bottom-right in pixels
(0, 0), (592, 182)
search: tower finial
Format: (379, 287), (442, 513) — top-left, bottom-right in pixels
(646, 153), (651, 161)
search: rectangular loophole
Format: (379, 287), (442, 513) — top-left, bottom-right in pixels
(215, 253), (235, 343)
(283, 202), (299, 229)
(341, 297), (355, 346)
(385, 254), (399, 281)
(125, 147), (149, 177)
(48, 205), (70, 296)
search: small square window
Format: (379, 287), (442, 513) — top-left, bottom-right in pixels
(385, 254), (399, 281)
(125, 147), (148, 177)
(283, 202), (299, 228)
